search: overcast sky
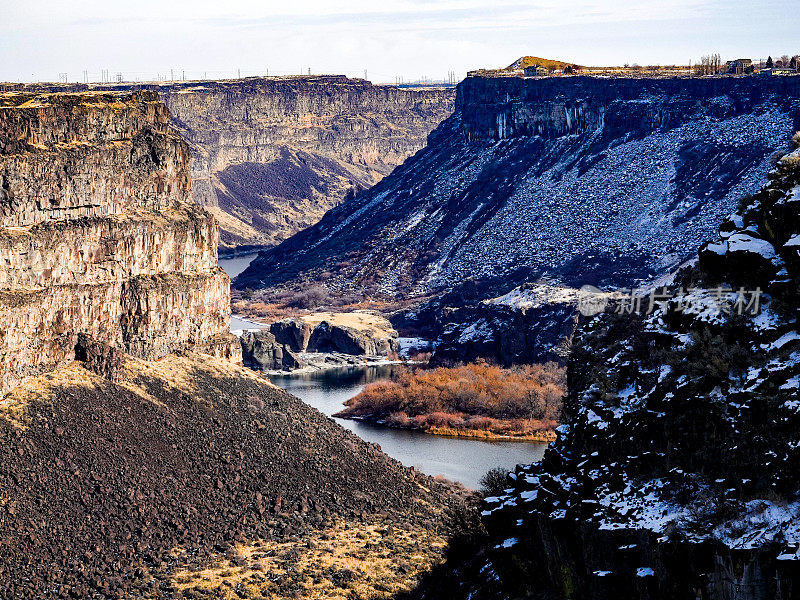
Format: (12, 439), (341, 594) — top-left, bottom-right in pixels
(1, 0), (798, 83)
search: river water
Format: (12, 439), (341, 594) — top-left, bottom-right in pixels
(219, 254), (548, 489)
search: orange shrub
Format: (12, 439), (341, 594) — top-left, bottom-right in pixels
(336, 362), (565, 432)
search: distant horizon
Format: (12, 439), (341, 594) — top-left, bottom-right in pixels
(2, 0), (798, 84)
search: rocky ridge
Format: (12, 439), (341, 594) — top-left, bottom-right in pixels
(0, 90), (238, 397)
(239, 311), (399, 371)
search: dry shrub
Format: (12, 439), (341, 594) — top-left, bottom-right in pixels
(337, 363), (565, 435)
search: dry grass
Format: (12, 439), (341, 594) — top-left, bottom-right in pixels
(0, 352), (276, 428)
(426, 425), (556, 442)
(298, 311), (394, 336)
(169, 518), (447, 599)
(0, 362), (98, 428)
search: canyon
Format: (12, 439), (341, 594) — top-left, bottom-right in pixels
(240, 75), (800, 295)
(238, 74), (800, 365)
(3, 69), (800, 600)
(0, 89), (461, 598)
(0, 76), (456, 251)
(160, 76), (455, 249)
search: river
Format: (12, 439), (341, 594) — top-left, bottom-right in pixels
(219, 253), (548, 489)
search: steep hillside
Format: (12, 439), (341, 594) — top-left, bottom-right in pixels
(0, 90), (237, 397)
(160, 76), (455, 249)
(415, 140), (800, 599)
(239, 76), (800, 300)
(0, 352), (454, 598)
(0, 87), (459, 600)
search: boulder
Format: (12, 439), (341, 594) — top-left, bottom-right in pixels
(240, 331), (305, 371)
(269, 318), (313, 352)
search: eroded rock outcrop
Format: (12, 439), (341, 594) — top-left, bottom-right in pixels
(240, 311), (399, 371)
(0, 90), (239, 396)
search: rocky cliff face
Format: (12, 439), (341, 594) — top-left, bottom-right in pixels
(448, 141), (800, 599)
(240, 76), (800, 300)
(0, 90), (238, 397)
(158, 76), (455, 249)
(240, 311), (399, 371)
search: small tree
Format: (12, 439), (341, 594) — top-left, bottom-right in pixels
(479, 467), (511, 497)
(766, 56), (774, 68)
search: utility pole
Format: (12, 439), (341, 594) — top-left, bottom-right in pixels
(364, 69), (367, 81)
(170, 69), (174, 82)
(238, 68), (241, 79)
(308, 67), (311, 75)
(182, 70), (185, 81)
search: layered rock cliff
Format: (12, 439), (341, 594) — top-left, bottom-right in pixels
(159, 76), (455, 249)
(240, 75), (800, 299)
(0, 90), (237, 396)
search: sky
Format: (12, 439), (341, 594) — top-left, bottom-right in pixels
(1, 0), (798, 83)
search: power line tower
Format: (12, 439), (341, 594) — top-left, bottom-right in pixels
(116, 72), (123, 83)
(59, 72), (68, 83)
(363, 69), (367, 81)
(83, 70), (88, 84)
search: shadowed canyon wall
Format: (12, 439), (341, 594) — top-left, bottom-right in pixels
(240, 75), (800, 298)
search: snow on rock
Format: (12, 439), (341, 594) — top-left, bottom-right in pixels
(726, 233), (776, 258)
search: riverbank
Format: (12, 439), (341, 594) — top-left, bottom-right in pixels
(420, 425), (555, 442)
(259, 354), (408, 376)
(336, 414), (558, 442)
(336, 413), (559, 442)
(267, 364), (549, 488)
